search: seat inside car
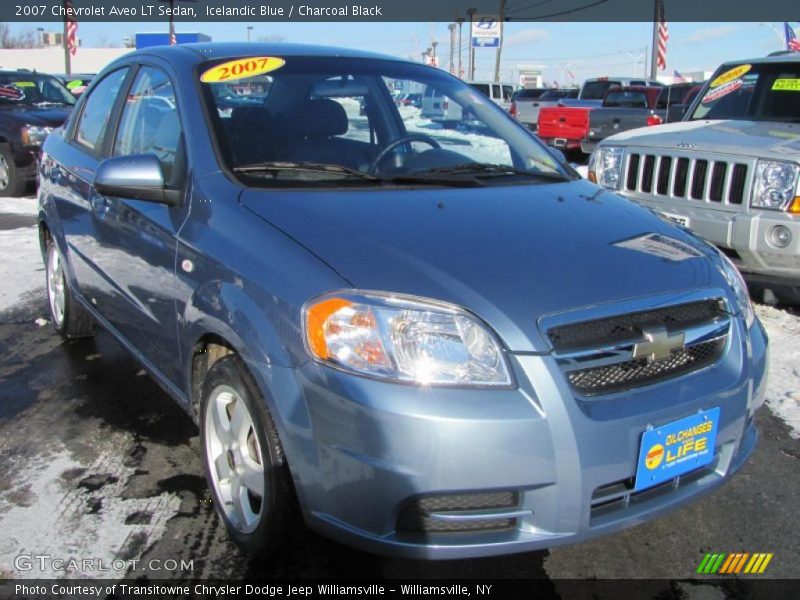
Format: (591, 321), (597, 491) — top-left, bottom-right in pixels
(285, 98), (370, 171)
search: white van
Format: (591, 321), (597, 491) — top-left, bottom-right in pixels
(420, 85), (463, 128)
(466, 80), (517, 111)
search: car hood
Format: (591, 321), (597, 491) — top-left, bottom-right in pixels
(605, 119), (800, 159)
(0, 105), (72, 128)
(242, 180), (726, 352)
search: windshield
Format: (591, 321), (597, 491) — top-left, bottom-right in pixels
(0, 73), (75, 106)
(580, 80), (620, 100)
(201, 56), (568, 187)
(690, 62), (800, 122)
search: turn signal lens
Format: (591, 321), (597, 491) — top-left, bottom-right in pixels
(789, 196), (800, 214)
(646, 114), (663, 126)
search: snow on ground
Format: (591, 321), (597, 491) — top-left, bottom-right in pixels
(0, 441), (181, 578)
(0, 225), (44, 314)
(756, 304), (800, 438)
(0, 197), (39, 217)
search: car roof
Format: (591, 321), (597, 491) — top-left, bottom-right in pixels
(132, 42), (414, 67)
(718, 53), (800, 66)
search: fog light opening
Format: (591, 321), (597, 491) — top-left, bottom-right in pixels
(768, 225), (792, 248)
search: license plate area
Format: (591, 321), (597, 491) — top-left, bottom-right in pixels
(635, 408), (720, 492)
(554, 138), (567, 148)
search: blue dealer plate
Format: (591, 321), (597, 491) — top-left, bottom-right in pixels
(634, 408), (720, 492)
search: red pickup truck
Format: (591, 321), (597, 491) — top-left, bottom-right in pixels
(537, 86), (662, 153)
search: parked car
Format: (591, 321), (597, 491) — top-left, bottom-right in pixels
(539, 84), (663, 153)
(561, 76), (663, 108)
(589, 54), (800, 303)
(582, 86), (664, 154)
(420, 85), (462, 127)
(665, 84), (703, 123)
(39, 43), (766, 558)
(467, 80), (517, 111)
(396, 92), (422, 108)
(0, 69), (75, 195)
(510, 88), (578, 131)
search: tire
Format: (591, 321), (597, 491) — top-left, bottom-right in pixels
(45, 238), (95, 339)
(0, 145), (27, 197)
(200, 355), (298, 553)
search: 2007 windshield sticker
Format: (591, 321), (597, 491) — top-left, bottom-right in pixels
(0, 84), (24, 100)
(710, 64), (751, 88)
(200, 57), (285, 83)
(702, 79), (742, 104)
(773, 78), (800, 92)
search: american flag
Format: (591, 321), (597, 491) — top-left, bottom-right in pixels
(785, 22), (800, 52)
(656, 0), (668, 71)
(673, 69), (686, 83)
(64, 0), (78, 56)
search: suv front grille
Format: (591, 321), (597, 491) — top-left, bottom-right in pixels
(624, 153), (749, 206)
(548, 299), (730, 397)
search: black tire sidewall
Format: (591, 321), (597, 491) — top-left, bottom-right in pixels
(0, 145), (25, 196)
(199, 355), (291, 553)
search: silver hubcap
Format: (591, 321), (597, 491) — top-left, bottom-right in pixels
(0, 155), (9, 189)
(47, 245), (65, 327)
(205, 385), (265, 534)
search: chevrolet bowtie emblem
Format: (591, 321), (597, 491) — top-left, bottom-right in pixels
(632, 326), (686, 363)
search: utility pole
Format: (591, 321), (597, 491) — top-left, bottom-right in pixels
(62, 14), (71, 75)
(494, 0), (506, 82)
(431, 40), (438, 67)
(649, 0), (658, 80)
(467, 7), (476, 80)
(247, 26), (253, 41)
(457, 17), (464, 78)
(448, 23), (456, 75)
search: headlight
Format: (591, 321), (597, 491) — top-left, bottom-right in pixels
(717, 251), (755, 329)
(21, 125), (53, 146)
(751, 159), (800, 211)
(303, 291), (512, 387)
(587, 145), (624, 189)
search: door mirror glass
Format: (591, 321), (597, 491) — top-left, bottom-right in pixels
(94, 154), (179, 205)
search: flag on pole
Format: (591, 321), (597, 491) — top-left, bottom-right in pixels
(785, 22), (800, 52)
(567, 69), (575, 79)
(673, 69), (686, 82)
(656, 0), (668, 70)
(64, 0), (78, 56)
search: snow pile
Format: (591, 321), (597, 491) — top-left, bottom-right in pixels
(756, 304), (800, 438)
(0, 225), (44, 314)
(0, 197), (38, 217)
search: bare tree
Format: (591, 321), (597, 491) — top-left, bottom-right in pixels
(0, 23), (39, 49)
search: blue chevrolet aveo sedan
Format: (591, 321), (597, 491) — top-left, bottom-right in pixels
(38, 43), (768, 558)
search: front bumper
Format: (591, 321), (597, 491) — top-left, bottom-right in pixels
(630, 198), (799, 284)
(273, 312), (768, 559)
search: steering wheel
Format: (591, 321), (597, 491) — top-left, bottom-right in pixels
(368, 134), (441, 174)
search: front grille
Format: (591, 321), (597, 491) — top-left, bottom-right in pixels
(567, 338), (725, 396)
(624, 152), (749, 206)
(396, 492), (519, 534)
(547, 299), (725, 352)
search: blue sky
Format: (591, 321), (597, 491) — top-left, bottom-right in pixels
(8, 21), (795, 83)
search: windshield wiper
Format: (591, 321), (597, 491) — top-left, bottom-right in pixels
(415, 162), (571, 182)
(232, 161), (380, 181)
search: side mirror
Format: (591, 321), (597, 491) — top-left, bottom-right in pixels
(94, 154), (180, 206)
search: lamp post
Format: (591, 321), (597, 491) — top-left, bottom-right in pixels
(457, 17), (464, 78)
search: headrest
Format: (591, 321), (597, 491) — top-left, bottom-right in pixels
(294, 99), (348, 138)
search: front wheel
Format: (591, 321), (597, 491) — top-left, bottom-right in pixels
(200, 355), (298, 553)
(0, 145), (27, 197)
(45, 239), (94, 339)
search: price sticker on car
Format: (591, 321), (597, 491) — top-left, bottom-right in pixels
(772, 78), (800, 92)
(200, 57), (285, 83)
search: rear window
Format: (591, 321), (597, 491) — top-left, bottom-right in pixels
(514, 88), (546, 100)
(604, 91), (649, 108)
(539, 89), (570, 101)
(580, 80), (621, 100)
(470, 83), (491, 97)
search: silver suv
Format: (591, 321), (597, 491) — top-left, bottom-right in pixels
(589, 54), (800, 302)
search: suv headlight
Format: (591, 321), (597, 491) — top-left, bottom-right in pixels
(303, 291), (512, 387)
(751, 159), (800, 211)
(588, 145), (624, 189)
(21, 125), (53, 146)
(717, 251), (755, 329)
